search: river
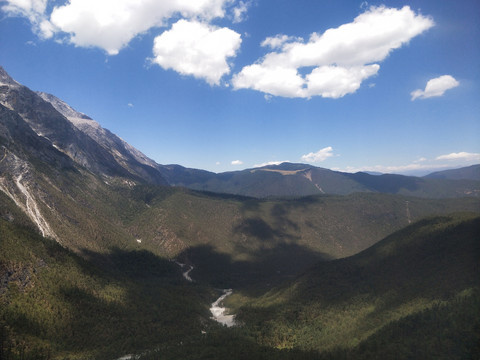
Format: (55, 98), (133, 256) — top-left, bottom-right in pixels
(210, 289), (236, 327)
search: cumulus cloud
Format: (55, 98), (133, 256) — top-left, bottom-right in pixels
(152, 20), (241, 85)
(301, 147), (334, 163)
(233, 5), (434, 98)
(3, 0), (233, 55)
(411, 75), (459, 100)
(231, 160), (243, 165)
(436, 152), (480, 162)
(50, 0), (232, 55)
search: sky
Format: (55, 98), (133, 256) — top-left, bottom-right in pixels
(0, 0), (479, 175)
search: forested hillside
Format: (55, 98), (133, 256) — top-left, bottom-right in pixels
(228, 213), (480, 359)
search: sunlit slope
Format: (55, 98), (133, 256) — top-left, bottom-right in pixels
(233, 213), (480, 358)
(159, 162), (480, 199)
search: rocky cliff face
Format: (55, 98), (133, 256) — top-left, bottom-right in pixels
(0, 66), (167, 185)
(37, 91), (165, 184)
(0, 66), (168, 242)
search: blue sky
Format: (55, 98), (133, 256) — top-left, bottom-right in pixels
(0, 0), (479, 175)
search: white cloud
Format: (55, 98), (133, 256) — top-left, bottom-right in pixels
(337, 163), (450, 174)
(301, 147), (334, 163)
(231, 0), (250, 24)
(337, 152), (480, 175)
(436, 152), (480, 162)
(261, 34), (303, 49)
(127, 103), (134, 107)
(411, 75), (459, 100)
(231, 160), (243, 165)
(151, 20), (241, 85)
(233, 5), (434, 98)
(2, 0), (53, 38)
(253, 160), (290, 168)
(3, 0), (233, 55)
(306, 64), (380, 98)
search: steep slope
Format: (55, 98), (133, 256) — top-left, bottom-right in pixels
(0, 215), (212, 359)
(233, 213), (480, 358)
(37, 91), (167, 185)
(0, 66), (167, 185)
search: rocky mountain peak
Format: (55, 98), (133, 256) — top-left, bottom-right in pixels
(0, 66), (19, 86)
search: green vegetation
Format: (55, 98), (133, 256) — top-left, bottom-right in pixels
(230, 213), (480, 359)
(2, 209), (478, 359)
(0, 218), (214, 359)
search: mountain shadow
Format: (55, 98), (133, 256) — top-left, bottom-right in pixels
(176, 243), (332, 292)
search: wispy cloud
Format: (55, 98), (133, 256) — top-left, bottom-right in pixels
(301, 147), (334, 163)
(231, 1), (251, 24)
(337, 152), (480, 175)
(231, 160), (243, 165)
(233, 6), (434, 98)
(261, 34), (303, 50)
(411, 75), (459, 100)
(436, 152), (480, 161)
(1, 0), (54, 39)
(253, 160), (290, 168)
(337, 163), (450, 175)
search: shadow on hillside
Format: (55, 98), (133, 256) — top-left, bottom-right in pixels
(345, 172), (422, 193)
(175, 243), (332, 292)
(25, 215), (477, 359)
(67, 243), (331, 356)
(284, 215), (480, 309)
(80, 247), (180, 280)
(78, 238), (332, 295)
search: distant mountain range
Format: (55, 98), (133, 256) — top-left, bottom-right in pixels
(424, 164), (480, 180)
(161, 162), (480, 198)
(2, 66), (478, 201)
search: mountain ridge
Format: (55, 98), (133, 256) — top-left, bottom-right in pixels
(424, 164), (480, 180)
(3, 65), (479, 200)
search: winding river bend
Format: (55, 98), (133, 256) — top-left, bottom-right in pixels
(116, 267), (236, 359)
(174, 260), (236, 326)
(210, 289), (236, 327)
